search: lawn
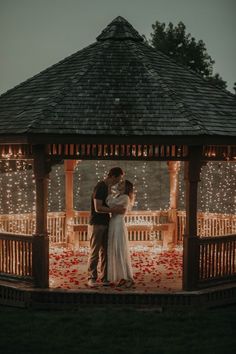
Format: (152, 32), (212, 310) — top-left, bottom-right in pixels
(0, 304), (235, 354)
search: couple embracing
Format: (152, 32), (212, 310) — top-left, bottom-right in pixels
(87, 167), (134, 288)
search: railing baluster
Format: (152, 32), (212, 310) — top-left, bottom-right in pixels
(0, 232), (33, 280)
(197, 234), (236, 287)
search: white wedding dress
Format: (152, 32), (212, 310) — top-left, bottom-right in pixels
(106, 194), (134, 283)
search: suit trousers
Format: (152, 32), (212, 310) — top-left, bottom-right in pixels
(87, 224), (109, 281)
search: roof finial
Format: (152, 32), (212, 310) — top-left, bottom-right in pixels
(97, 16), (144, 42)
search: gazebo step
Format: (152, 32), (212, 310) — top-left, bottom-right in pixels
(0, 281), (235, 310)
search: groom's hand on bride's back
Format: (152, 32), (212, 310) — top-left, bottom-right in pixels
(111, 206), (126, 215)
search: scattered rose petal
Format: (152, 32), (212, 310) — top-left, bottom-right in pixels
(49, 246), (182, 292)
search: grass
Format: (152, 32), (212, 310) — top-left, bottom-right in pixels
(0, 304), (236, 354)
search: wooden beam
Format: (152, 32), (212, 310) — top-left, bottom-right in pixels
(32, 145), (49, 288)
(64, 160), (77, 219)
(25, 133), (236, 145)
(167, 161), (180, 210)
(64, 160), (78, 245)
(183, 146), (202, 291)
(167, 161), (180, 246)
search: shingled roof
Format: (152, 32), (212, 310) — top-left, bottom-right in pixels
(0, 16), (236, 144)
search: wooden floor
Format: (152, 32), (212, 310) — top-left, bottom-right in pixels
(49, 245), (183, 293)
(1, 246), (236, 309)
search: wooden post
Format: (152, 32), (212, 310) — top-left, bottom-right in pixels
(32, 145), (49, 288)
(168, 161), (180, 210)
(64, 160), (77, 244)
(167, 162), (180, 246)
(183, 146), (202, 291)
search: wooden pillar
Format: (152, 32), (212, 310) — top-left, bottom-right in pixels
(167, 162), (180, 246)
(64, 160), (77, 244)
(32, 145), (49, 288)
(183, 146), (202, 291)
(168, 161), (180, 210)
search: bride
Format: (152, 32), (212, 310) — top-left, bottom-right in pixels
(106, 179), (135, 288)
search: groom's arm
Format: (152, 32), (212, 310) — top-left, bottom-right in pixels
(94, 199), (125, 214)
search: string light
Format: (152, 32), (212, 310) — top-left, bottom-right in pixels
(102, 163), (108, 179)
(0, 159), (235, 218)
(199, 162), (236, 214)
(74, 161), (82, 210)
(0, 161), (66, 215)
(142, 162), (150, 211)
(54, 165), (63, 211)
(48, 173), (52, 210)
(176, 161), (236, 215)
(95, 160), (100, 182)
(5, 162), (13, 215)
(94, 160), (108, 182)
(133, 166), (138, 208)
(178, 162), (185, 210)
(48, 164), (65, 212)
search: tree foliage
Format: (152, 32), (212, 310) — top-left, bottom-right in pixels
(150, 21), (228, 89)
(206, 73), (227, 90)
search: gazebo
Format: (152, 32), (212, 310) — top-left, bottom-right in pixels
(0, 17), (235, 306)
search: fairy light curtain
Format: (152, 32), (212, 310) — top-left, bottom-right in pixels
(177, 161), (236, 214)
(48, 163), (65, 212)
(0, 161), (65, 214)
(199, 162), (236, 214)
(0, 160), (35, 214)
(0, 160), (235, 215)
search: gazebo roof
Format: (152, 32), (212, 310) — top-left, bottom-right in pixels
(0, 16), (236, 145)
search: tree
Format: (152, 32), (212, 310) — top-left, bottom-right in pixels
(149, 21), (227, 89)
(206, 73), (227, 90)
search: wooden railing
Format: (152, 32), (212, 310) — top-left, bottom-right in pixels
(177, 211), (236, 242)
(72, 223), (172, 249)
(47, 212), (66, 243)
(1, 210), (235, 245)
(0, 213), (35, 235)
(0, 211), (236, 289)
(73, 210), (168, 226)
(72, 210), (169, 245)
(0, 232), (33, 281)
(197, 234), (236, 287)
(0, 212), (66, 243)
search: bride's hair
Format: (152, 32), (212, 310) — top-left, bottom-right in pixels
(124, 180), (133, 196)
(124, 180), (135, 206)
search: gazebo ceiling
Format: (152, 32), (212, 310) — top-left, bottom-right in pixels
(0, 16), (236, 145)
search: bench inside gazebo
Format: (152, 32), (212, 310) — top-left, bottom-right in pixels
(0, 16), (235, 307)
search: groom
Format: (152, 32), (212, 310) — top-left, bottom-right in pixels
(87, 167), (125, 288)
